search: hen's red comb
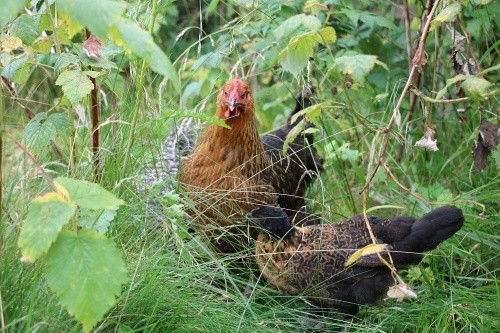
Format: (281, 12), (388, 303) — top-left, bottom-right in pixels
(229, 75), (240, 101)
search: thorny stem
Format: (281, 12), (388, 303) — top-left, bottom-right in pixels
(86, 29), (101, 179)
(360, 0), (442, 194)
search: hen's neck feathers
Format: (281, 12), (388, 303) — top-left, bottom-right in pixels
(200, 92), (269, 176)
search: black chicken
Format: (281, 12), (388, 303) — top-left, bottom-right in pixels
(247, 205), (464, 315)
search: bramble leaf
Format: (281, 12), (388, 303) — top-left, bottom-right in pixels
(18, 192), (77, 262)
(278, 27), (336, 76)
(431, 3), (461, 31)
(332, 54), (385, 85)
(45, 230), (127, 333)
(10, 15), (39, 45)
(78, 209), (117, 234)
(56, 70), (94, 105)
(54, 177), (124, 210)
(22, 112), (68, 153)
(273, 14), (322, 40)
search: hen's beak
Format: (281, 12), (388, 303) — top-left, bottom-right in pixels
(228, 98), (238, 112)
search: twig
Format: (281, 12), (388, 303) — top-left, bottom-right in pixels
(360, 0), (442, 194)
(0, 288), (6, 333)
(410, 87), (469, 104)
(456, 16), (481, 73)
(6, 134), (55, 187)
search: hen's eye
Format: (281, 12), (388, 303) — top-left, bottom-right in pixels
(224, 91), (228, 96)
(241, 91), (248, 99)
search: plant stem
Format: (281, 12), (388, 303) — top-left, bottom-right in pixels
(86, 29), (101, 180)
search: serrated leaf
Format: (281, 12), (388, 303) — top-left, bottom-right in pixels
(461, 76), (492, 101)
(10, 15), (39, 45)
(50, 112), (71, 136)
(23, 112), (57, 153)
(18, 192), (77, 262)
(45, 230), (127, 333)
(78, 209), (116, 234)
(332, 54), (381, 85)
(278, 27), (336, 76)
(55, 177), (125, 210)
(56, 70), (94, 105)
(431, 3), (461, 31)
(273, 14), (322, 40)
(345, 243), (389, 266)
(110, 19), (180, 92)
(54, 53), (80, 74)
(0, 0), (25, 26)
(58, 0), (125, 38)
(58, 13), (84, 39)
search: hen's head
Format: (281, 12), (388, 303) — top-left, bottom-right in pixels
(217, 76), (254, 120)
(246, 206), (293, 239)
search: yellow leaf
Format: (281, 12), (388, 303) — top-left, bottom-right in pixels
(1, 36), (23, 52)
(53, 181), (72, 201)
(33, 191), (69, 203)
(345, 243), (389, 266)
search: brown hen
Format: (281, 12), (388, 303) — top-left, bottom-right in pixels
(177, 77), (322, 252)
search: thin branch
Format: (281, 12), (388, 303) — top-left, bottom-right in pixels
(360, 0), (442, 194)
(456, 16), (481, 73)
(6, 134), (55, 187)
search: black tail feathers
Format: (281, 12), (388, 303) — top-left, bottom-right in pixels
(390, 205), (464, 267)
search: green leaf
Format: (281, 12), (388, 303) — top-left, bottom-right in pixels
(332, 54), (383, 85)
(45, 230), (127, 333)
(18, 192), (77, 262)
(23, 112), (57, 153)
(49, 112), (72, 136)
(435, 74), (467, 100)
(278, 27), (336, 76)
(110, 19), (180, 92)
(78, 209), (117, 234)
(10, 14), (39, 45)
(0, 0), (26, 26)
(431, 3), (462, 31)
(273, 14), (322, 40)
(58, 0), (125, 38)
(54, 177), (125, 210)
(461, 76), (492, 101)
(56, 70), (94, 105)
(341, 9), (396, 30)
(1, 55), (32, 85)
(282, 119), (307, 156)
(54, 53), (80, 74)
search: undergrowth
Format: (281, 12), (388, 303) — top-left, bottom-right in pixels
(1, 0), (499, 332)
